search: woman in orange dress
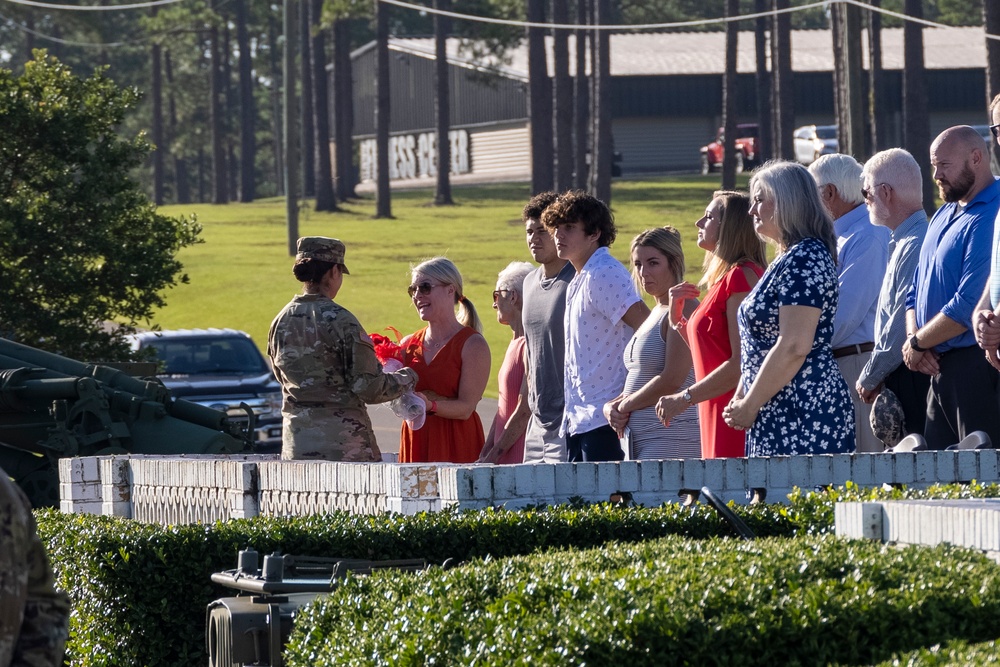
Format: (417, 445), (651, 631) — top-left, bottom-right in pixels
(655, 191), (766, 458)
(399, 257), (491, 463)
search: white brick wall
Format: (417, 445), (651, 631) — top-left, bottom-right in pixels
(837, 498), (1000, 561)
(57, 451), (1000, 525)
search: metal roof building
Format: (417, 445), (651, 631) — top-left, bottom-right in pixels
(349, 26), (990, 182)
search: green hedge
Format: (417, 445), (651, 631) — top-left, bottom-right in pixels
(35, 482), (1000, 666)
(869, 640), (1000, 666)
(285, 535), (1000, 666)
(37, 501), (790, 667)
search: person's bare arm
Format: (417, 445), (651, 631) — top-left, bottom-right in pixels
(724, 304), (819, 430)
(425, 333), (491, 420)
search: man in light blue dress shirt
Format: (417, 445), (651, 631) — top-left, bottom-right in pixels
(856, 149), (930, 440)
(904, 126), (1000, 449)
(974, 94), (1000, 372)
(810, 154), (890, 452)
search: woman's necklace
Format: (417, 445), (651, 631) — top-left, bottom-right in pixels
(424, 324), (462, 352)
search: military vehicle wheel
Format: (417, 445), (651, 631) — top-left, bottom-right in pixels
(18, 469), (60, 509)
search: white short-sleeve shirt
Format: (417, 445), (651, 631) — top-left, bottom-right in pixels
(561, 246), (642, 436)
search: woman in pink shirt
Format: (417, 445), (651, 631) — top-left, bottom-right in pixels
(479, 261), (535, 464)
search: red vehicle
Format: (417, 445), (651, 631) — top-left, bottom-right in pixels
(700, 123), (760, 174)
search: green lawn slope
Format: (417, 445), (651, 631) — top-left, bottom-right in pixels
(156, 175), (749, 397)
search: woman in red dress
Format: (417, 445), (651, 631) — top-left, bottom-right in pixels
(399, 257), (491, 463)
(655, 191), (766, 458)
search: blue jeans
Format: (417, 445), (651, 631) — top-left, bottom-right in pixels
(567, 425), (624, 462)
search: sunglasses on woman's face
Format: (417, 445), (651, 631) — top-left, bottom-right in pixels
(407, 282), (441, 298)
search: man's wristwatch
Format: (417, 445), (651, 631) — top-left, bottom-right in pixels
(908, 333), (927, 352)
(682, 389), (694, 405)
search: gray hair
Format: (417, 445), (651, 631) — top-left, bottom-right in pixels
(411, 256), (483, 333)
(808, 153), (864, 206)
(496, 261), (535, 294)
(862, 148), (923, 209)
(750, 160), (837, 259)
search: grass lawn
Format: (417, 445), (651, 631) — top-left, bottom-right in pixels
(156, 174), (751, 397)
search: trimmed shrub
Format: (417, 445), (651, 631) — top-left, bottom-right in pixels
(868, 640), (1000, 666)
(285, 535), (1000, 666)
(35, 481), (1000, 666)
(36, 501), (787, 666)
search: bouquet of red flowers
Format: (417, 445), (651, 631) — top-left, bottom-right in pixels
(369, 327), (425, 430)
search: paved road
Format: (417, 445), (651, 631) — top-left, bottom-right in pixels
(369, 398), (498, 455)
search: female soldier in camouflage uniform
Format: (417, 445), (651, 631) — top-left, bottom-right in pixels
(268, 237), (417, 461)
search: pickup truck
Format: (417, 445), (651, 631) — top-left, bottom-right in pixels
(128, 328), (283, 450)
(700, 123), (760, 174)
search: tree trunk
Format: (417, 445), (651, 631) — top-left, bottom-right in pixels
(589, 0), (611, 204)
(831, 3), (844, 141)
(434, 0), (454, 205)
(720, 0), (739, 190)
(984, 0), (1000, 168)
(838, 3), (865, 158)
(310, 0), (336, 211)
(300, 2), (316, 198)
(165, 50), (190, 204)
(553, 0), (573, 191)
(527, 0), (553, 194)
(868, 0), (885, 152)
(224, 24), (239, 200)
(209, 23), (229, 203)
(375, 0), (392, 218)
(269, 13), (285, 197)
(284, 0), (300, 252)
(198, 146), (206, 203)
(903, 0), (932, 213)
(573, 0), (589, 189)
(150, 11), (164, 206)
(770, 0), (794, 160)
(754, 0), (771, 164)
(333, 19), (357, 200)
(236, 0), (255, 202)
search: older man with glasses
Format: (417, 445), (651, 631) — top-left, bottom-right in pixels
(809, 153), (891, 452)
(904, 125), (1000, 449)
(855, 149), (930, 441)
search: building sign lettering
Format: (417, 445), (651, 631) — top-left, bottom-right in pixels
(359, 129), (469, 182)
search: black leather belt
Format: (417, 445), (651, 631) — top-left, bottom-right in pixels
(833, 342), (875, 359)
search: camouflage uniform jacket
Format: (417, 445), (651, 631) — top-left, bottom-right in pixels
(0, 472), (70, 667)
(267, 293), (415, 461)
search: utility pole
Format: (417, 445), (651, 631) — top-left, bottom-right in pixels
(284, 0), (300, 254)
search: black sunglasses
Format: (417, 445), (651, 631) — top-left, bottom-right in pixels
(407, 282), (440, 298)
(492, 289), (512, 302)
(990, 123), (1000, 140)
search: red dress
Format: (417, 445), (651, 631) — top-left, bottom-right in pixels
(688, 262), (764, 458)
(399, 327), (485, 463)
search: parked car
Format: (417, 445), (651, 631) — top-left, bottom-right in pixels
(793, 125), (839, 165)
(700, 123), (759, 175)
(128, 328), (283, 450)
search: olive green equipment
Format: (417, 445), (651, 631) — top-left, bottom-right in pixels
(0, 337), (251, 507)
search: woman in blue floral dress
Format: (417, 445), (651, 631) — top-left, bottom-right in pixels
(722, 161), (855, 455)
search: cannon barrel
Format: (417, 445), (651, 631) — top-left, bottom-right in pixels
(0, 338), (251, 507)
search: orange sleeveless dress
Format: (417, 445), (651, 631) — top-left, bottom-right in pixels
(398, 327), (485, 463)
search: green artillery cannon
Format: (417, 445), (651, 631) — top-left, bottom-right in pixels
(0, 337), (251, 507)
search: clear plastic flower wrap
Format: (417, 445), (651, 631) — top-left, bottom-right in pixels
(370, 329), (425, 430)
(379, 358), (425, 430)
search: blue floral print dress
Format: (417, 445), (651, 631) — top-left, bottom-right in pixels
(737, 237), (855, 456)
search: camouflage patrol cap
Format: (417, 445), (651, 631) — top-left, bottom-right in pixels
(295, 236), (350, 274)
(870, 387), (905, 449)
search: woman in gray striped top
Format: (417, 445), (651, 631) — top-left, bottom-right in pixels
(603, 227), (701, 459)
